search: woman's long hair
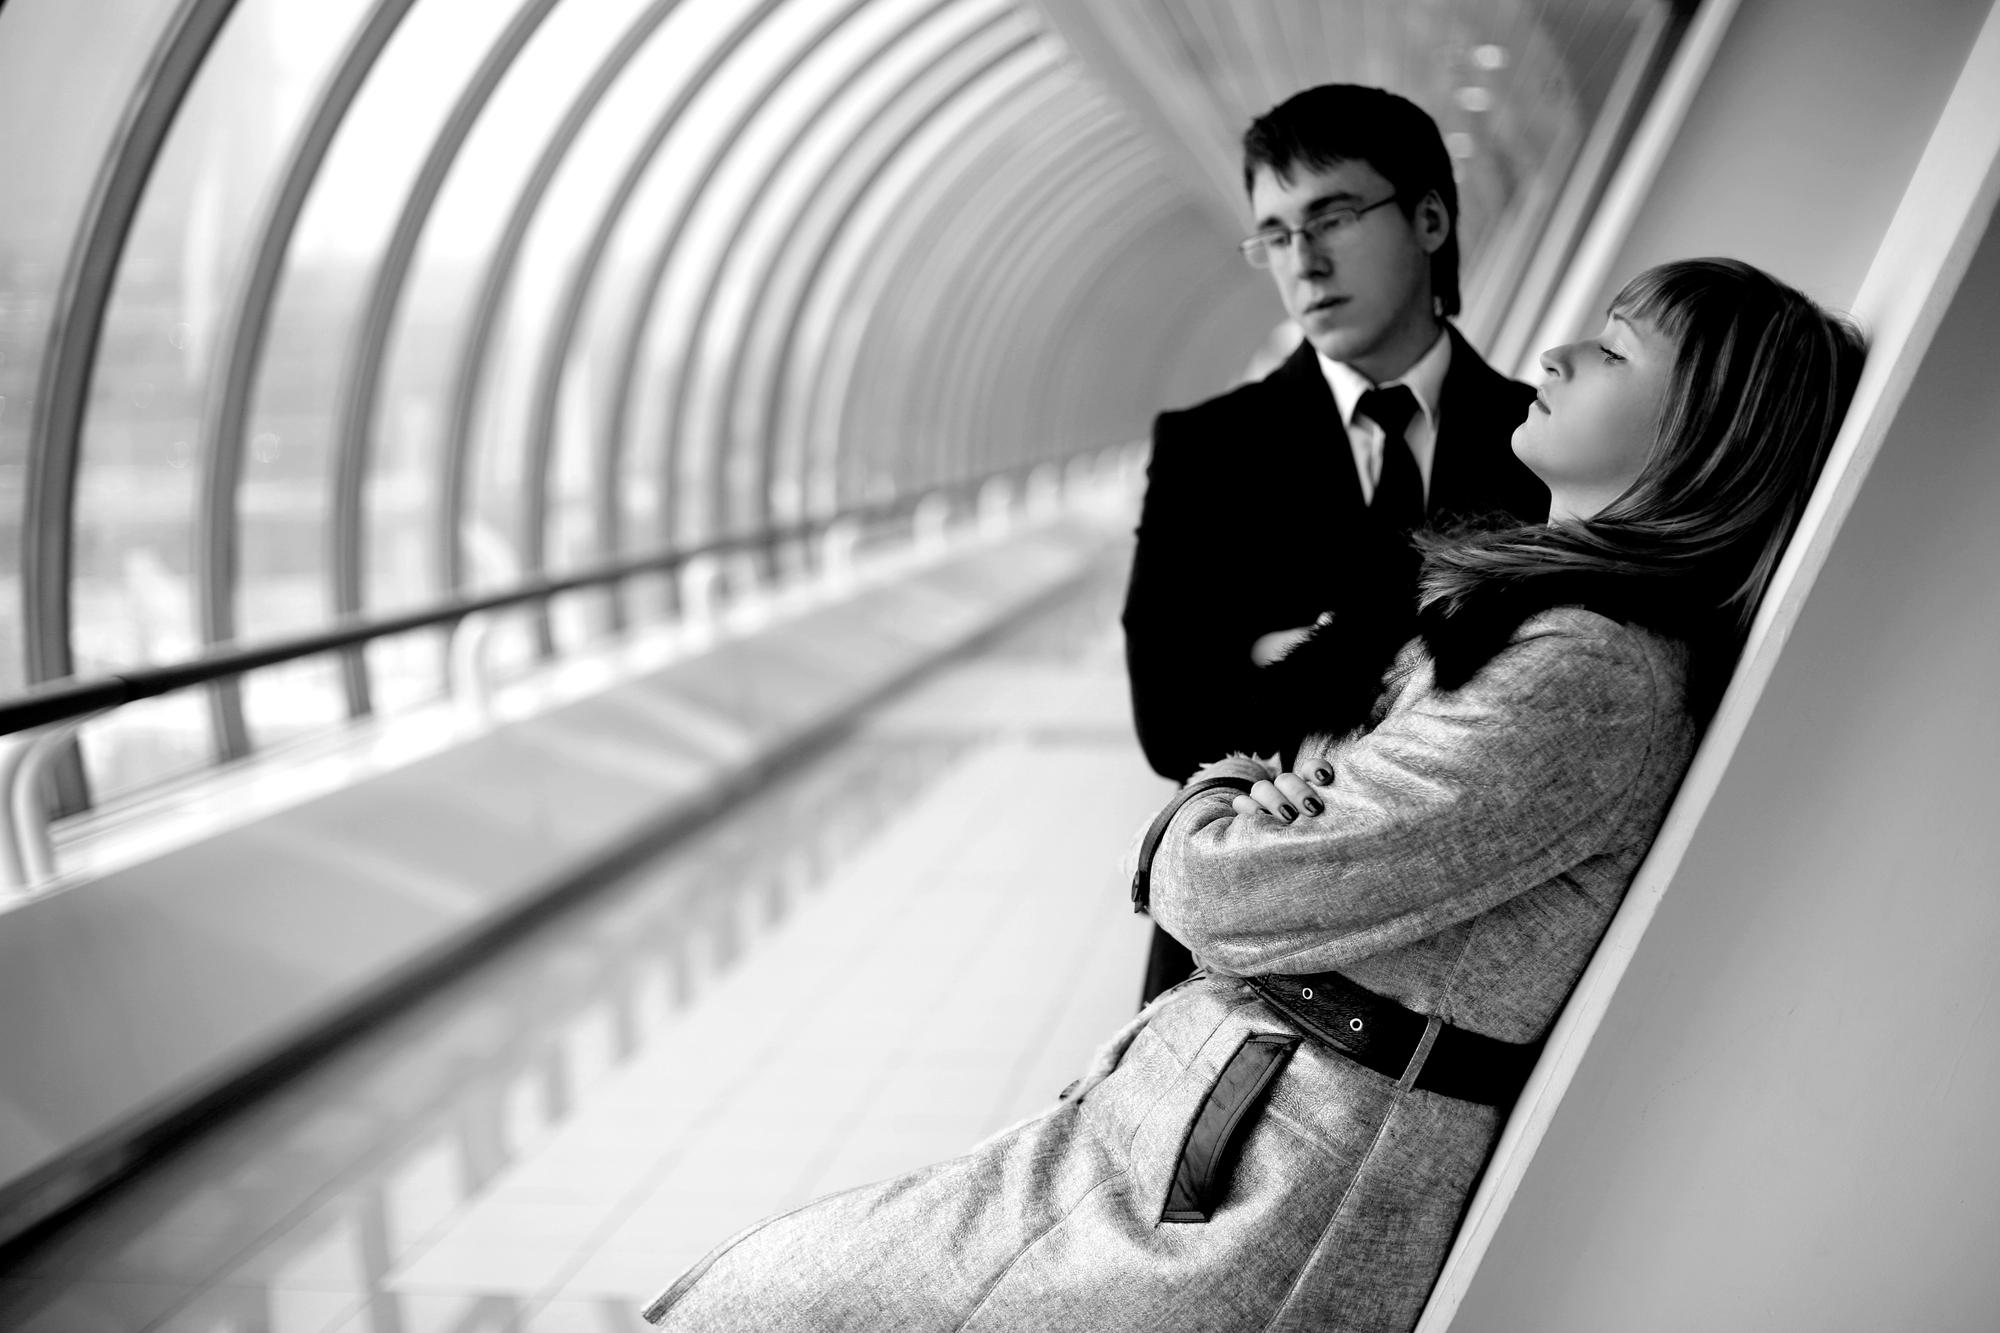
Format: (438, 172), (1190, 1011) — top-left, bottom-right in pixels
(1419, 259), (1865, 648)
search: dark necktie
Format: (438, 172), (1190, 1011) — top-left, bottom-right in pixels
(1356, 384), (1424, 531)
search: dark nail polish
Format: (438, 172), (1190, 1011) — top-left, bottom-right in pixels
(1311, 767), (1333, 784)
(1279, 804), (1298, 822)
(1302, 797), (1323, 816)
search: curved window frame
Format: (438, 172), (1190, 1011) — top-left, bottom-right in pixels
(0, 0), (1698, 831)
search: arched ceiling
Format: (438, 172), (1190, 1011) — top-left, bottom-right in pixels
(1030, 0), (1685, 346)
(0, 0), (1679, 805)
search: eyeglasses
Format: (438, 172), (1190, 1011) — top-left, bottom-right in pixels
(1239, 194), (1401, 269)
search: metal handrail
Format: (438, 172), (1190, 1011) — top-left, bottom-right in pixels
(0, 457), (1083, 740)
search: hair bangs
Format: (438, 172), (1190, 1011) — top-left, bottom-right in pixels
(1419, 257), (1864, 717)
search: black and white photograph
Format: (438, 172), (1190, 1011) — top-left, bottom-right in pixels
(0, 0), (1994, 1329)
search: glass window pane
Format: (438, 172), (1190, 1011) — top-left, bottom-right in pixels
(589, 0), (944, 557)
(459, 0), (749, 595)
(626, 4), (1036, 543)
(366, 0), (669, 616)
(0, 0), (190, 694)
(77, 691), (211, 806)
(780, 36), (1050, 515)
(66, 0), (375, 792)
(72, 0), (375, 677)
(837, 96), (1111, 496)
(235, 0), (528, 648)
(716, 0), (1027, 534)
(241, 655), (346, 751)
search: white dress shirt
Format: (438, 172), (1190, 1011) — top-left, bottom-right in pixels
(1316, 329), (1452, 505)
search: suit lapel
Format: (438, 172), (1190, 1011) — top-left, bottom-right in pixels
(1266, 338), (1365, 515)
(1428, 325), (1509, 519)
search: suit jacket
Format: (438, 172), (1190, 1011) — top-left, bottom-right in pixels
(1122, 325), (1546, 781)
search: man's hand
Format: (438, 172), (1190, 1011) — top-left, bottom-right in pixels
(1248, 611), (1334, 667)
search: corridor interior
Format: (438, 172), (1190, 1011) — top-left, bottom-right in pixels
(0, 552), (1173, 1333)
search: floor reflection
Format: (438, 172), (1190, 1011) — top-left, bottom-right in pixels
(0, 548), (1165, 1333)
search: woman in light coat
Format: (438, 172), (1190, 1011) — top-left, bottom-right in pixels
(643, 259), (1863, 1332)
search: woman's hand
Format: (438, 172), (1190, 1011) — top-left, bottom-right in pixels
(1231, 759), (1334, 824)
(1187, 752), (1278, 787)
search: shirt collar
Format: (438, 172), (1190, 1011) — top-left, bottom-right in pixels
(1315, 327), (1453, 431)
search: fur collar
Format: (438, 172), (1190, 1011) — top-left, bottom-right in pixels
(1261, 565), (1734, 758)
(1416, 566), (1733, 705)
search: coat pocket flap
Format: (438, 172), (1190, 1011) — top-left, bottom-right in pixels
(1160, 1032), (1300, 1223)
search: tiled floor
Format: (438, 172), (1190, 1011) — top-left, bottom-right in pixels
(0, 554), (1173, 1332)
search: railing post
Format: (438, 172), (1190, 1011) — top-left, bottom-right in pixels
(761, 520), (816, 593)
(727, 550), (762, 609)
(912, 492), (951, 560)
(818, 517), (860, 594)
(448, 612), (500, 719)
(1024, 463), (1061, 521)
(0, 733), (39, 892)
(976, 476), (1014, 540)
(0, 713), (106, 893)
(679, 554), (724, 644)
(1063, 451), (1096, 505)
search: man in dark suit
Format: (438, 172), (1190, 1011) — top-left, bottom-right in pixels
(1124, 85), (1549, 1004)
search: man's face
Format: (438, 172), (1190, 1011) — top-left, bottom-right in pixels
(1247, 158), (1446, 368)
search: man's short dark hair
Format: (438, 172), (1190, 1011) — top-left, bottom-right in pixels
(1242, 84), (1461, 318)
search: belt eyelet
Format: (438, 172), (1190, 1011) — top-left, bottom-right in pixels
(1348, 1018), (1364, 1032)
(1301, 987), (1314, 1000)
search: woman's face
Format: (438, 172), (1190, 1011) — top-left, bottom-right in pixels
(1513, 312), (1678, 521)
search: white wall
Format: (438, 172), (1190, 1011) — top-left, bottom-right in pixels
(1446, 2), (2000, 1326)
(1455, 161), (2000, 1333)
(1589, 0), (1990, 317)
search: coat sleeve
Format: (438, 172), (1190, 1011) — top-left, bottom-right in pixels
(1121, 408), (1268, 780)
(1147, 621), (1668, 976)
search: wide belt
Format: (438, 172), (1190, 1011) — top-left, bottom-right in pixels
(1156, 977), (1540, 1225)
(1247, 970), (1541, 1107)
(1129, 779), (1540, 1107)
